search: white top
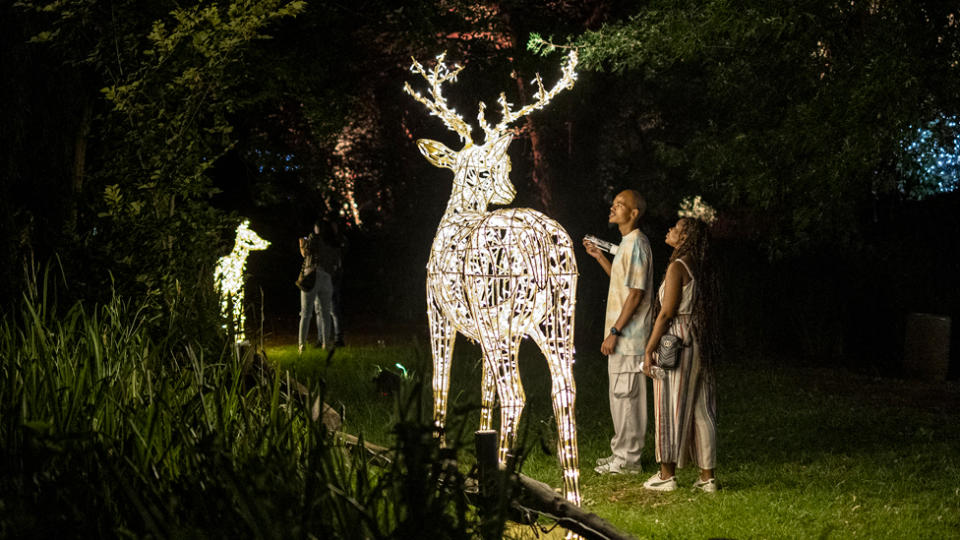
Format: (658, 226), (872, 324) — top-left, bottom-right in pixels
(658, 258), (696, 315)
(605, 229), (654, 361)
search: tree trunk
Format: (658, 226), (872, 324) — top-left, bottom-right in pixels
(518, 91), (553, 213)
(68, 101), (92, 235)
(498, 2), (554, 214)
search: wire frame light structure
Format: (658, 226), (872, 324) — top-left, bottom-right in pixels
(214, 220), (270, 343)
(405, 51), (582, 507)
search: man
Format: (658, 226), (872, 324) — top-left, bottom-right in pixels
(583, 189), (653, 475)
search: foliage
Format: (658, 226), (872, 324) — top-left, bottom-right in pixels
(8, 0), (309, 339)
(0, 278), (487, 538)
(96, 0), (307, 338)
(550, 0), (960, 255)
(4, 0), (613, 327)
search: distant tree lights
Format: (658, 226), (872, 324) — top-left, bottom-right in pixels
(214, 220), (270, 343)
(900, 115), (960, 199)
(405, 51), (582, 507)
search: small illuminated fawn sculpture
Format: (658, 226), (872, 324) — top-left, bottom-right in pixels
(405, 51), (581, 505)
(214, 220), (270, 342)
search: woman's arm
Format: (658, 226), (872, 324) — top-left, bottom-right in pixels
(643, 260), (685, 374)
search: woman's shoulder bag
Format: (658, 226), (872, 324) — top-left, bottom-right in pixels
(656, 334), (683, 369)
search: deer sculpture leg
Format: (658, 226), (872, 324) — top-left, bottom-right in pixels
(427, 290), (456, 440)
(479, 358), (497, 431)
(479, 337), (525, 464)
(532, 321), (580, 507)
(469, 217), (536, 457)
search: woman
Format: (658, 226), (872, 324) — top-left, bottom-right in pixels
(642, 217), (721, 493)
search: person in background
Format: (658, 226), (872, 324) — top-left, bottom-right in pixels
(298, 220), (339, 353)
(583, 189), (654, 475)
(642, 217), (721, 493)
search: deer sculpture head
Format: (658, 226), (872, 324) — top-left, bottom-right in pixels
(404, 51), (577, 213)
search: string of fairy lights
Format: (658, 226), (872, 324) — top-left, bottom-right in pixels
(901, 115), (960, 197)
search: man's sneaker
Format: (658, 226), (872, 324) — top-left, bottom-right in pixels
(596, 455), (618, 466)
(594, 460), (641, 475)
(692, 478), (718, 493)
(643, 472), (678, 491)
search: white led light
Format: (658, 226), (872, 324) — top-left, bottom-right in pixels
(214, 220), (270, 342)
(406, 51), (581, 507)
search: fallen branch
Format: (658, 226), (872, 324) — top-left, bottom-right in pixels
(513, 473), (637, 540)
(246, 346), (394, 462)
(475, 431), (635, 540)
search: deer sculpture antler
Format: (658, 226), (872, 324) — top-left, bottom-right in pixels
(403, 53), (474, 145)
(403, 50), (578, 145)
(478, 51), (578, 142)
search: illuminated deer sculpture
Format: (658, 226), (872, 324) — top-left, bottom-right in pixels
(214, 220), (270, 342)
(404, 51), (581, 506)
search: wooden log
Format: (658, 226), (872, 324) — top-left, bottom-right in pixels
(244, 346), (394, 461)
(475, 430), (499, 499)
(513, 472), (637, 540)
(242, 345), (342, 431)
(335, 432), (394, 465)
(474, 432), (635, 540)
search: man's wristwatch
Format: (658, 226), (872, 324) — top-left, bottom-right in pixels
(609, 326), (622, 336)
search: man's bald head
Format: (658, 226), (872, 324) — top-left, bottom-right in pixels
(619, 189), (646, 225)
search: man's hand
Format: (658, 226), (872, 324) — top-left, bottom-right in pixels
(583, 237), (613, 276)
(601, 333), (618, 355)
(582, 237), (602, 259)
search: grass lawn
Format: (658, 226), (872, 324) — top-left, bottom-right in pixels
(269, 336), (960, 539)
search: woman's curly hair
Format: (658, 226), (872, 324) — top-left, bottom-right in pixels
(664, 217), (723, 367)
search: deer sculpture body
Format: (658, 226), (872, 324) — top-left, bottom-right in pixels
(214, 220), (270, 342)
(405, 51), (581, 505)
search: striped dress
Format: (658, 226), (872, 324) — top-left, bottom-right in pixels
(652, 258), (718, 469)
